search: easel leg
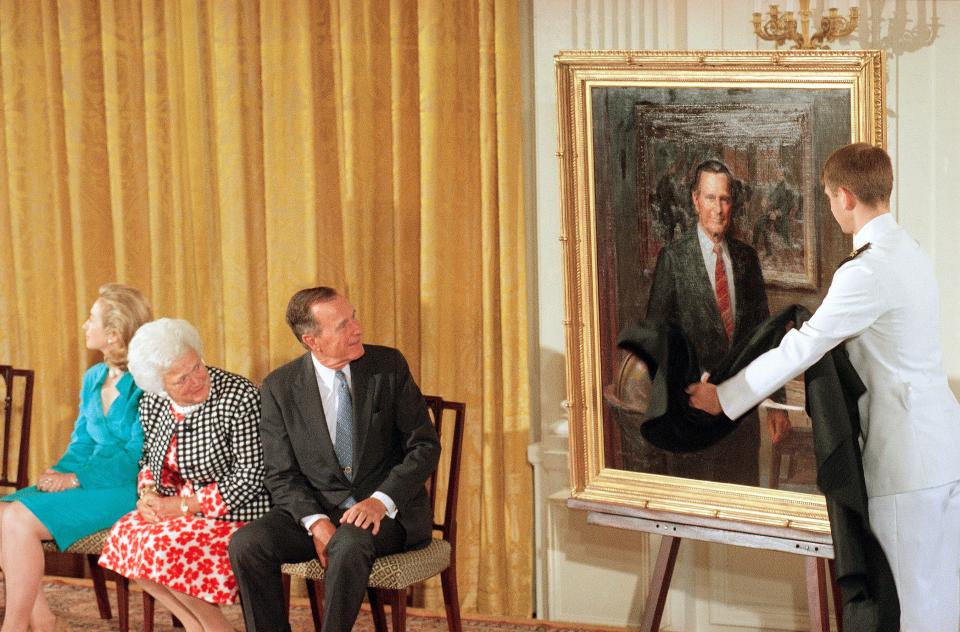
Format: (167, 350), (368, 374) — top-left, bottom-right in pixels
(827, 559), (843, 632)
(805, 557), (830, 632)
(640, 535), (681, 632)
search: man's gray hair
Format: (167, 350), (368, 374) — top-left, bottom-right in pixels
(127, 318), (204, 395)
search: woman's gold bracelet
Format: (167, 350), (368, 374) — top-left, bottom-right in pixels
(138, 485), (157, 499)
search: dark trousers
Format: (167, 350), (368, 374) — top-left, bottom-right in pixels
(228, 506), (406, 632)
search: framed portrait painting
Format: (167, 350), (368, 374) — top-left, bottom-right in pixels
(557, 50), (886, 534)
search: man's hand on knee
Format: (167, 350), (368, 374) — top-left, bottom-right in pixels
(310, 518), (337, 567)
(339, 497), (387, 535)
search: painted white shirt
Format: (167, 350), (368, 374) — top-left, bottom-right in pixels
(697, 223), (737, 319)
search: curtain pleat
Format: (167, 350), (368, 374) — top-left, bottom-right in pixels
(0, 0), (530, 617)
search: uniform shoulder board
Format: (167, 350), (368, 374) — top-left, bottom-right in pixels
(836, 242), (871, 270)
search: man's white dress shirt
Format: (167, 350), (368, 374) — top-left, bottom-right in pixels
(301, 355), (397, 532)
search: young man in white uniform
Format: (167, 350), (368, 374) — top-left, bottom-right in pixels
(688, 143), (960, 630)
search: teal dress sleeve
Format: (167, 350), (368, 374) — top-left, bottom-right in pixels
(51, 364), (145, 488)
(3, 363), (145, 549)
(49, 366), (101, 473)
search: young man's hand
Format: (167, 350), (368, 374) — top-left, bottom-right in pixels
(687, 375), (723, 415)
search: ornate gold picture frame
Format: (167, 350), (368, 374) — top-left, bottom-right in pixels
(557, 50), (886, 534)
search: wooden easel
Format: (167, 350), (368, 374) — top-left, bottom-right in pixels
(568, 499), (842, 632)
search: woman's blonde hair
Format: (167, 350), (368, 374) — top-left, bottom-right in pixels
(97, 283), (153, 370)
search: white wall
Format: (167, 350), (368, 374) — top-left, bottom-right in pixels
(527, 1), (959, 629)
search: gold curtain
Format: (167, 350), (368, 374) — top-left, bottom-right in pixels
(0, 0), (530, 617)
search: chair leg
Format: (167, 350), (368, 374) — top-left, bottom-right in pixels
(389, 588), (407, 632)
(115, 575), (130, 632)
(305, 579), (324, 632)
(440, 566), (463, 632)
(282, 574), (291, 619)
(87, 554), (112, 620)
(367, 588), (389, 632)
(143, 591), (154, 632)
(142, 586), (184, 630)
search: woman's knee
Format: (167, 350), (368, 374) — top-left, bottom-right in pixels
(1, 501), (46, 539)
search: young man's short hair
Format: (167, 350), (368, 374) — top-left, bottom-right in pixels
(822, 143), (893, 207)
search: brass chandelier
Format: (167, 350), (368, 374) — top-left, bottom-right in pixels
(753, 0), (859, 49)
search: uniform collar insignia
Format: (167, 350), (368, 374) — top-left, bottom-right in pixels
(837, 242), (871, 269)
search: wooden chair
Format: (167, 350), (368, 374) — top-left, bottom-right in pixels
(769, 426), (817, 490)
(281, 395), (466, 632)
(764, 383), (818, 491)
(8, 364), (134, 632)
(41, 530), (132, 631)
(0, 364), (34, 491)
(0, 365), (136, 630)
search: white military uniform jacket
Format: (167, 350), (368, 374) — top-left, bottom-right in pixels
(718, 213), (960, 497)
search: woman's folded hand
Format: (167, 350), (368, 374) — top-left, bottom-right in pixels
(36, 470), (79, 493)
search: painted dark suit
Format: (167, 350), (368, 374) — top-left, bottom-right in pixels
(643, 231), (771, 485)
(230, 344), (440, 632)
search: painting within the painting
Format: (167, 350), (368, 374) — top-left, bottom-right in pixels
(636, 102), (817, 290)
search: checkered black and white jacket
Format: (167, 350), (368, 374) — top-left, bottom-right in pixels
(139, 366), (271, 522)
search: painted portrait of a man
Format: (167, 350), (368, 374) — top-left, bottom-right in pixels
(637, 159), (789, 486)
(591, 85), (853, 490)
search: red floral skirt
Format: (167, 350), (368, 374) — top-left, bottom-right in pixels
(99, 511), (245, 604)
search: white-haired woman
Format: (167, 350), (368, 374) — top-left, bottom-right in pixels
(99, 318), (269, 632)
(0, 283), (152, 632)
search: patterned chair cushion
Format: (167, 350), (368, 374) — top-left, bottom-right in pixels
(41, 528), (111, 555)
(281, 537), (451, 590)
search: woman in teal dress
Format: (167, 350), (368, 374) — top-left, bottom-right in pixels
(0, 283), (152, 632)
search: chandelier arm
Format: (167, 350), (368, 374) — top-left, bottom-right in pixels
(753, 3), (861, 50)
(808, 16), (831, 48)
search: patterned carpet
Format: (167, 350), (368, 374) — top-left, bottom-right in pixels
(0, 577), (623, 631)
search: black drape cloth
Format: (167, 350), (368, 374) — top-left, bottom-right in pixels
(616, 304), (801, 453)
(617, 305), (899, 630)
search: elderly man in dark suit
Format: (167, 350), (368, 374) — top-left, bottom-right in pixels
(229, 286), (440, 632)
(644, 160), (789, 486)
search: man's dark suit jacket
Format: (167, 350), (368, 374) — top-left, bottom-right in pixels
(646, 232), (770, 368)
(641, 231), (772, 485)
(259, 344), (440, 547)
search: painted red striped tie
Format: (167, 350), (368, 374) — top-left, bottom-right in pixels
(714, 244), (734, 339)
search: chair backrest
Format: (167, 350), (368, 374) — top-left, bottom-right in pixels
(422, 395), (466, 551)
(0, 365), (35, 490)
